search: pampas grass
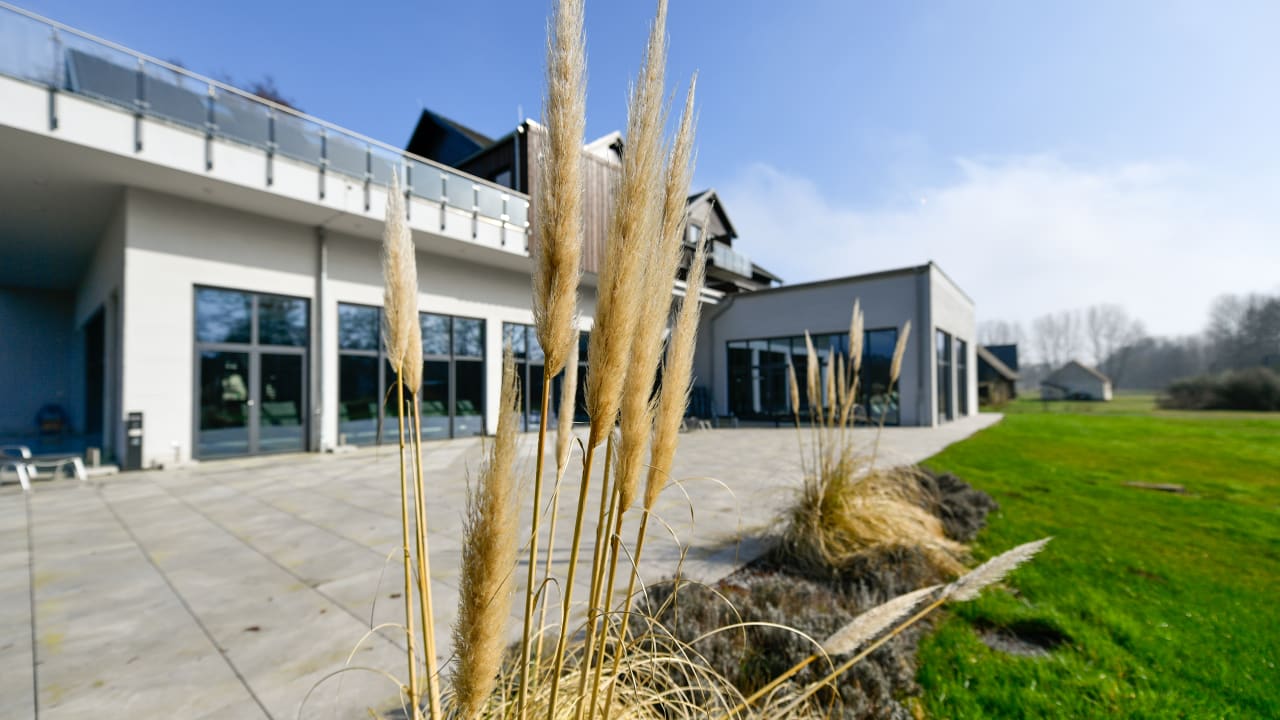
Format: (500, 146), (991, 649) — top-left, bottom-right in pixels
(547, 1), (672, 714)
(381, 173), (423, 719)
(453, 349), (522, 719)
(522, 0), (587, 714)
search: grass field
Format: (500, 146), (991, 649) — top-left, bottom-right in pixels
(916, 395), (1280, 718)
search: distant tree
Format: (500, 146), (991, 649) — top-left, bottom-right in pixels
(1205, 292), (1280, 370)
(246, 75), (301, 111)
(1085, 304), (1146, 384)
(978, 319), (1025, 347)
(1032, 310), (1081, 368)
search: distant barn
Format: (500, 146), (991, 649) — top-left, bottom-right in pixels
(1041, 361), (1113, 401)
(977, 344), (1019, 405)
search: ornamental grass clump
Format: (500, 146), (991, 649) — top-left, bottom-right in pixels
(776, 312), (966, 580)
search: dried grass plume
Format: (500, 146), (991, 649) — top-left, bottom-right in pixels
(452, 349), (521, 718)
(382, 174), (419, 377)
(533, 0), (586, 378)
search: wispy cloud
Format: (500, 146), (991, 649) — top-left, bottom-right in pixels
(719, 157), (1279, 337)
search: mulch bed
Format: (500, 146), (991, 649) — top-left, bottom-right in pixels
(638, 468), (998, 719)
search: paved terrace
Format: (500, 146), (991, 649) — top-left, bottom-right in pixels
(1, 415), (1000, 719)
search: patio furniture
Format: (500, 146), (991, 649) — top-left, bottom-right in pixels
(1, 445), (87, 492)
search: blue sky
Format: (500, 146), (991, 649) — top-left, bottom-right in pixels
(19, 0), (1280, 337)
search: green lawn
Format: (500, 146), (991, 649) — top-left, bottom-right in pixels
(916, 396), (1280, 718)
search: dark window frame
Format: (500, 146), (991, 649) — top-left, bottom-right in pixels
(192, 285), (311, 460)
(337, 302), (487, 443)
(724, 326), (902, 426)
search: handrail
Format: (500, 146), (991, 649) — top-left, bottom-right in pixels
(0, 0), (524, 198)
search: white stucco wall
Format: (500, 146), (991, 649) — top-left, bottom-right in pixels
(115, 187), (592, 466)
(696, 267), (930, 426)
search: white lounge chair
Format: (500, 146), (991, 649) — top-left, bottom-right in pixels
(1, 445), (87, 492)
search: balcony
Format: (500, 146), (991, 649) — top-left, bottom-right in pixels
(0, 2), (529, 247)
(709, 239), (753, 278)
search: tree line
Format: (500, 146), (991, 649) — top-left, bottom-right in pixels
(980, 292), (1280, 390)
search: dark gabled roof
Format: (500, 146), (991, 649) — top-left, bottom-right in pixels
(1045, 360), (1111, 384)
(404, 109), (494, 167)
(977, 345), (1019, 381)
(686, 188), (738, 240)
(985, 343), (1019, 371)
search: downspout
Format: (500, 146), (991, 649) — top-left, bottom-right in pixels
(313, 225), (327, 451)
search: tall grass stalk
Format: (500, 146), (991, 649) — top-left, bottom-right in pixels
(453, 349), (522, 718)
(522, 0), (586, 714)
(381, 174), (422, 718)
(545, 1), (670, 715)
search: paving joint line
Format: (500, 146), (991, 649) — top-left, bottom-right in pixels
(25, 492), (39, 720)
(135, 474), (412, 656)
(96, 485), (275, 720)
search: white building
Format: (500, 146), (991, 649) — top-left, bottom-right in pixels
(1041, 361), (1113, 401)
(0, 5), (977, 471)
(695, 263), (978, 427)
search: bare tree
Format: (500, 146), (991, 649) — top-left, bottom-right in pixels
(1032, 310), (1081, 368)
(978, 319), (1025, 346)
(1085, 304), (1146, 381)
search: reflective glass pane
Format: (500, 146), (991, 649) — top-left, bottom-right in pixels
(195, 288), (251, 344)
(504, 323), (526, 358)
(527, 329), (544, 363)
(454, 318), (483, 358)
(727, 343), (752, 417)
(339, 304), (379, 350)
(409, 161), (444, 201)
(258, 353), (305, 453)
(258, 295), (308, 346)
(198, 351), (250, 457)
(339, 355), (380, 446)
(0, 12), (59, 85)
(454, 360), (484, 437)
(525, 362), (545, 431)
(444, 173), (474, 210)
(508, 198), (528, 227)
(370, 150), (399, 186)
(145, 66), (207, 129)
(476, 185), (504, 219)
(327, 135), (366, 178)
(384, 360), (414, 420)
(421, 313), (450, 356)
(861, 329), (897, 425)
(422, 360), (450, 439)
(274, 113), (322, 164)
(214, 91), (270, 147)
(65, 48), (136, 108)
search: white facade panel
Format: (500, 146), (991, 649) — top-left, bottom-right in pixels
(928, 265), (978, 423)
(698, 268), (929, 426)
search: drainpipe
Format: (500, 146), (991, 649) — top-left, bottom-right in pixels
(313, 225), (327, 451)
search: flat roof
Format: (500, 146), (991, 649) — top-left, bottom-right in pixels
(729, 260), (973, 305)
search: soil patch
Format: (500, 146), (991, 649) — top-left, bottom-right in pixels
(975, 618), (1070, 657)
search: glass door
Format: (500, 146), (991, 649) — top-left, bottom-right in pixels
(258, 353), (306, 453)
(198, 351), (251, 457)
(194, 287), (309, 459)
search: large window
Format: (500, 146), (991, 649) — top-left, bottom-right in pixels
(936, 329), (953, 424)
(194, 287), (309, 459)
(956, 338), (969, 416)
(503, 323), (589, 431)
(725, 328), (899, 425)
(338, 303), (485, 444)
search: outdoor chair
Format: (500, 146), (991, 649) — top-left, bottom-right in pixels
(1, 445), (87, 492)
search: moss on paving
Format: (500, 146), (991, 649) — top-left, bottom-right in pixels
(916, 396), (1280, 718)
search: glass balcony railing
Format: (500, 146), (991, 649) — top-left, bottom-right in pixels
(0, 2), (530, 232)
(711, 240), (754, 278)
